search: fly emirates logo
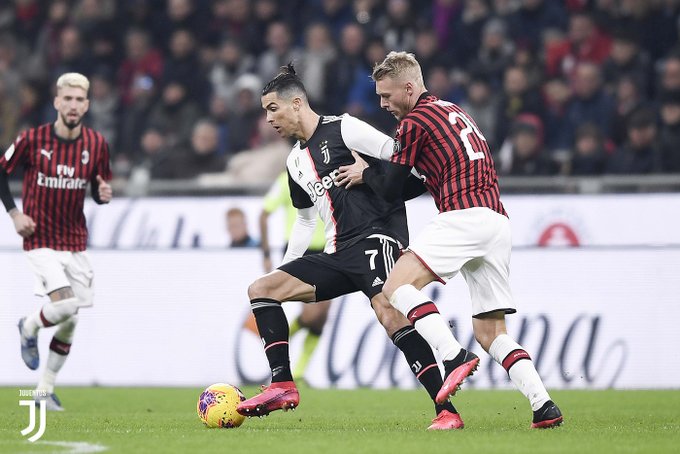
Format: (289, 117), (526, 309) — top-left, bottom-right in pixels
(307, 169), (340, 202)
(37, 165), (87, 190)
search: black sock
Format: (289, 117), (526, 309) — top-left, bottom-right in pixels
(392, 326), (457, 415)
(251, 298), (293, 383)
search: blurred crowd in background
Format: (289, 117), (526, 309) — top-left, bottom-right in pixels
(2, 0), (680, 189)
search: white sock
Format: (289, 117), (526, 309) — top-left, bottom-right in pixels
(37, 315), (77, 394)
(24, 297), (80, 337)
(489, 334), (550, 411)
(390, 284), (463, 361)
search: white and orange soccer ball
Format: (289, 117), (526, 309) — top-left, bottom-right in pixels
(197, 383), (246, 428)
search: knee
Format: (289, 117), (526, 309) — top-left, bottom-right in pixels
(247, 276), (275, 300)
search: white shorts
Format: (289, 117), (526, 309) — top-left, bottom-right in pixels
(408, 207), (516, 317)
(25, 248), (95, 307)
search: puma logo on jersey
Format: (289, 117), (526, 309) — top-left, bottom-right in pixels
(307, 168), (340, 202)
(40, 149), (53, 160)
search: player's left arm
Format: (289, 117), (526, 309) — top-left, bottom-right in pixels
(339, 114), (394, 160)
(91, 140), (113, 204)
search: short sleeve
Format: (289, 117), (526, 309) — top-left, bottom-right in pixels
(97, 140), (113, 180)
(391, 119), (427, 167)
(287, 170), (313, 209)
(0, 132), (30, 174)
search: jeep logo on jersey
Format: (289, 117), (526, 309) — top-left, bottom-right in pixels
(81, 150), (89, 165)
(307, 168), (340, 202)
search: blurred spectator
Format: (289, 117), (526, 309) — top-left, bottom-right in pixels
(601, 28), (651, 95)
(249, 0), (283, 55)
(208, 39), (256, 104)
(162, 28), (209, 106)
(300, 23), (337, 109)
(133, 126), (171, 182)
(226, 207), (259, 248)
(468, 17), (515, 89)
(32, 0), (70, 74)
(0, 76), (19, 148)
(563, 62), (616, 151)
(545, 12), (612, 79)
(17, 80), (46, 130)
(148, 80), (202, 150)
(461, 74), (499, 150)
(611, 74), (648, 147)
(51, 25), (93, 81)
(659, 90), (680, 173)
(432, 0), (463, 52)
(507, 0), (567, 52)
(257, 21), (303, 84)
(11, 0), (44, 49)
(568, 123), (608, 176)
(152, 119), (227, 179)
(117, 28), (163, 107)
(657, 52), (680, 94)
(305, 0), (354, 39)
(375, 0), (419, 52)
(413, 28), (449, 80)
(199, 115), (289, 188)
(86, 70), (120, 151)
(323, 22), (368, 113)
(498, 113), (558, 176)
(606, 107), (663, 174)
(449, 0), (492, 67)
(541, 76), (572, 152)
(225, 74), (264, 155)
(152, 0), (204, 52)
(495, 65), (544, 145)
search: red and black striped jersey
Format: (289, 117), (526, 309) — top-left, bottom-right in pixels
(0, 124), (112, 251)
(391, 93), (506, 216)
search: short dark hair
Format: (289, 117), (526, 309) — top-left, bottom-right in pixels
(261, 63), (308, 100)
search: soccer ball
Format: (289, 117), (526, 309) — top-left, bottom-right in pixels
(197, 383), (246, 428)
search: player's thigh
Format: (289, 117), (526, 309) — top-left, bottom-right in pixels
(65, 251), (95, 307)
(277, 254), (357, 301)
(382, 251), (438, 299)
(461, 212), (516, 317)
(25, 248), (71, 297)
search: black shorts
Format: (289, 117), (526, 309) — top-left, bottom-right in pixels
(279, 234), (402, 301)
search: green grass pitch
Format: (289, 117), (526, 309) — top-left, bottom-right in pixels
(1, 387), (679, 453)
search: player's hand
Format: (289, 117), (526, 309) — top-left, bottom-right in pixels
(10, 210), (36, 238)
(96, 175), (113, 203)
(335, 151), (368, 189)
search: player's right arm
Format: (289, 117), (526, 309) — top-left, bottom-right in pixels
(0, 133), (36, 238)
(281, 170), (317, 264)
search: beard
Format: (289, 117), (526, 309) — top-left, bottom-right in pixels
(61, 113), (82, 130)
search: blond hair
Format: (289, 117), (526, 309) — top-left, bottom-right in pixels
(372, 51), (424, 86)
(56, 73), (90, 93)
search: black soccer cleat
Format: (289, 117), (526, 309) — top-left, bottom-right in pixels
(531, 400), (563, 428)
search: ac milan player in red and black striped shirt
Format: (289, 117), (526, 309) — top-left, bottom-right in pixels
(0, 73), (112, 411)
(335, 52), (562, 429)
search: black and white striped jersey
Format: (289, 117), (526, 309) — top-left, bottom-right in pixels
(286, 114), (409, 253)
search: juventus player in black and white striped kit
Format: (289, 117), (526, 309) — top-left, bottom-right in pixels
(236, 65), (465, 430)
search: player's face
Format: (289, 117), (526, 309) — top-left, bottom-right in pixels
(261, 92), (299, 138)
(54, 86), (89, 129)
(376, 77), (411, 120)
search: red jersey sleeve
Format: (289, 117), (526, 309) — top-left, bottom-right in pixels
(97, 140), (113, 181)
(390, 118), (427, 167)
(0, 131), (31, 174)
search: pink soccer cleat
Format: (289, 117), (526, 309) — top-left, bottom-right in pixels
(435, 350), (480, 404)
(236, 381), (300, 417)
(427, 410), (464, 430)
